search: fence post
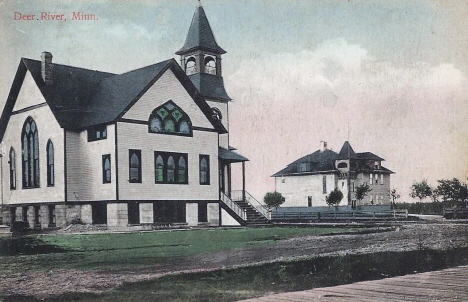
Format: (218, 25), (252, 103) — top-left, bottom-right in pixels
(299, 212), (302, 220)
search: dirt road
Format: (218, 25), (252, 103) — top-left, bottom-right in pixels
(1, 223), (467, 297)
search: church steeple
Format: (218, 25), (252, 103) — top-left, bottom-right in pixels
(176, 4), (231, 102)
(176, 4), (226, 56)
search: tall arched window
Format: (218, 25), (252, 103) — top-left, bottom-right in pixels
(155, 155), (164, 183)
(148, 101), (192, 136)
(199, 155), (210, 185)
(46, 140), (54, 186)
(129, 150), (141, 183)
(178, 157), (186, 183)
(167, 156), (175, 183)
(9, 148), (16, 190)
(22, 117), (39, 188)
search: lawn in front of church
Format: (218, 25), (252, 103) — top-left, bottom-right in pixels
(0, 226), (355, 275)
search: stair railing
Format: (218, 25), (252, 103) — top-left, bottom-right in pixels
(220, 192), (247, 221)
(231, 190), (271, 220)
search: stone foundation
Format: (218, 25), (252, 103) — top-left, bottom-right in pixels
(186, 203), (198, 226)
(207, 203), (220, 226)
(140, 203), (154, 224)
(107, 203), (128, 229)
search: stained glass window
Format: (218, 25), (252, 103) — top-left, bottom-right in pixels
(149, 101), (192, 136)
(22, 117), (39, 188)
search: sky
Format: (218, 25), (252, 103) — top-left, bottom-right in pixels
(0, 0), (467, 202)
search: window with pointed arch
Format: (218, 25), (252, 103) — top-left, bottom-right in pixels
(199, 155), (210, 185)
(148, 101), (192, 136)
(9, 148), (16, 190)
(22, 117), (40, 188)
(129, 149), (142, 183)
(154, 151), (188, 184)
(46, 140), (54, 186)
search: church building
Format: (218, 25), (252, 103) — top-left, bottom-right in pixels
(272, 141), (394, 208)
(0, 4), (266, 229)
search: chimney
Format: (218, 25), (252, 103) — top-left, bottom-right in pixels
(41, 51), (53, 85)
(320, 141), (328, 152)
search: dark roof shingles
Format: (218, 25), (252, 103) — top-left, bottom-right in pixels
(176, 6), (226, 55)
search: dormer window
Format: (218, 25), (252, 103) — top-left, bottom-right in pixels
(204, 56), (216, 75)
(337, 162), (348, 169)
(149, 101), (192, 136)
(185, 57), (196, 75)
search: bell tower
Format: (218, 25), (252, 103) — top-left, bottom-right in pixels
(176, 3), (226, 77)
(176, 2), (232, 147)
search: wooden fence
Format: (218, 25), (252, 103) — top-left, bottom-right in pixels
(272, 210), (408, 221)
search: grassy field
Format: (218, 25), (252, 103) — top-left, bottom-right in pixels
(0, 227), (355, 274)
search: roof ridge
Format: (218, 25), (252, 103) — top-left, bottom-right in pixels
(21, 57), (116, 76)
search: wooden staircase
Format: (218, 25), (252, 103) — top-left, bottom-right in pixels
(220, 191), (271, 226)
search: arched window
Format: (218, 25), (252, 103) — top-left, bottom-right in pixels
(204, 56), (216, 75)
(148, 101), (192, 136)
(167, 156), (175, 183)
(178, 157), (186, 183)
(22, 117), (39, 188)
(185, 57), (197, 75)
(46, 140), (54, 186)
(337, 162), (348, 169)
(129, 150), (141, 183)
(155, 155), (164, 183)
(102, 154), (111, 184)
(9, 148), (16, 190)
(199, 155), (209, 185)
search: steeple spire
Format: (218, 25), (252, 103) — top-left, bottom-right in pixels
(175, 5), (226, 55)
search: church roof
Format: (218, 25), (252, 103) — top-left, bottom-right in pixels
(176, 5), (226, 55)
(189, 73), (231, 101)
(0, 57), (227, 141)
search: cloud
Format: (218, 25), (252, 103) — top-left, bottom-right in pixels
(227, 38), (468, 200)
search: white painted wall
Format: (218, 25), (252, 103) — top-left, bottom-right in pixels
(66, 124), (116, 202)
(117, 121), (219, 200)
(123, 69), (214, 129)
(275, 173), (338, 207)
(206, 99), (229, 148)
(1, 71), (65, 205)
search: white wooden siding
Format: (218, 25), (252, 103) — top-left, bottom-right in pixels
(206, 100), (229, 148)
(66, 125), (116, 201)
(123, 69), (214, 129)
(1, 88), (64, 205)
(117, 122), (219, 201)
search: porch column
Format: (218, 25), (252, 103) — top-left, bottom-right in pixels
(242, 161), (246, 202)
(227, 164), (232, 198)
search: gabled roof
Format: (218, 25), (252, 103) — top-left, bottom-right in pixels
(272, 141), (392, 177)
(0, 57), (227, 142)
(189, 73), (231, 101)
(337, 141), (385, 161)
(272, 149), (339, 177)
(175, 5), (226, 55)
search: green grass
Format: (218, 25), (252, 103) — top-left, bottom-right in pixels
(0, 227), (354, 274)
